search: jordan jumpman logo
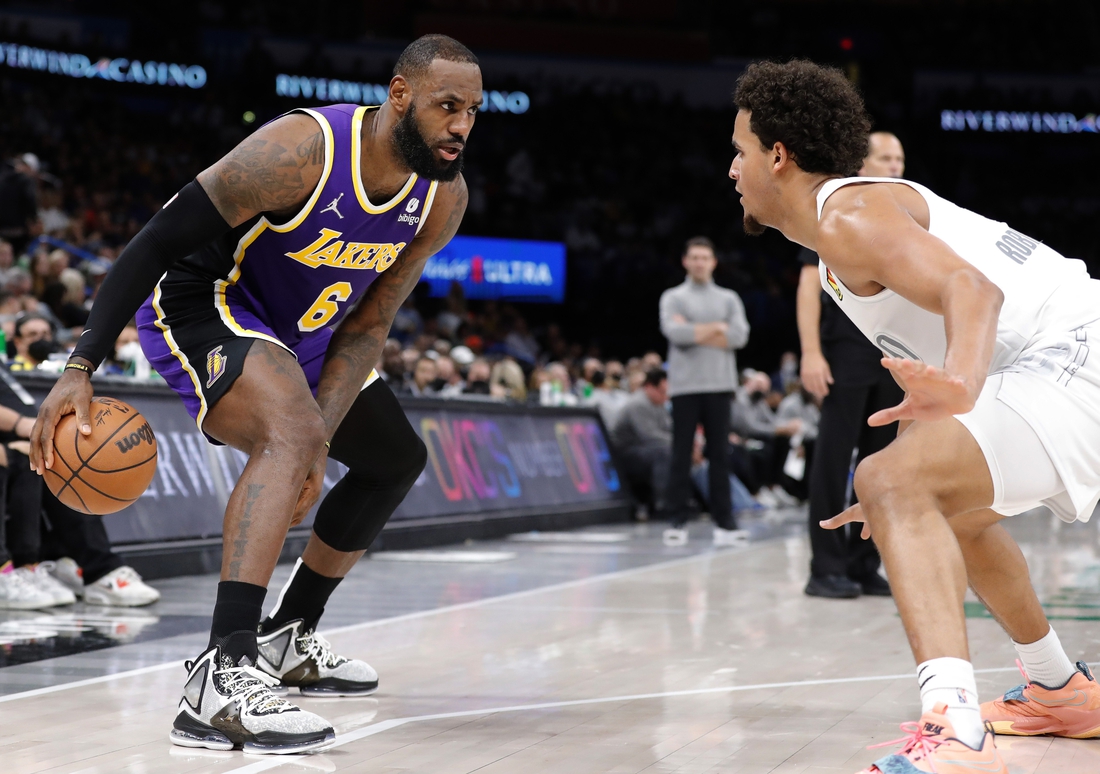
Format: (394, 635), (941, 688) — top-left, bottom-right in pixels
(321, 193), (345, 219)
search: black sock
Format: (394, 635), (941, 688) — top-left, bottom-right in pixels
(209, 580), (267, 652)
(263, 559), (343, 633)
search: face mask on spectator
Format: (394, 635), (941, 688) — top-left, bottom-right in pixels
(116, 340), (143, 364)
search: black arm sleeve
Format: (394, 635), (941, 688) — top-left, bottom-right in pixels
(70, 180), (231, 367)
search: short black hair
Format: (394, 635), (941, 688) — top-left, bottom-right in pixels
(14, 312), (54, 338)
(734, 60), (870, 177)
(643, 368), (667, 388)
(683, 236), (715, 255)
(393, 34), (479, 83)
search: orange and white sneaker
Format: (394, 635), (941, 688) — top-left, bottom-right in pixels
(855, 703), (1006, 774)
(982, 660), (1100, 738)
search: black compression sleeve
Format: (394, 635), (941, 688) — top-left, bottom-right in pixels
(71, 180), (231, 367)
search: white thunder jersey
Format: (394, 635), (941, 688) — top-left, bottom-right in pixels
(815, 177), (1090, 371)
(816, 177), (1100, 522)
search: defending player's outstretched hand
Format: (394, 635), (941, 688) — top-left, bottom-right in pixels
(820, 503), (872, 540)
(29, 363), (95, 475)
(867, 357), (977, 427)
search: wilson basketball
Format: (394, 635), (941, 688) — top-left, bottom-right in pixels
(43, 397), (158, 515)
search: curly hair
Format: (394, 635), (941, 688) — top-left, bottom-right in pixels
(733, 60), (870, 177)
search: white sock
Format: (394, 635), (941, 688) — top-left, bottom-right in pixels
(1014, 626), (1077, 688)
(917, 657), (985, 749)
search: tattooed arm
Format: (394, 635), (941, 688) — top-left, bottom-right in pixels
(314, 176), (469, 437)
(30, 113), (329, 474)
(197, 112), (327, 226)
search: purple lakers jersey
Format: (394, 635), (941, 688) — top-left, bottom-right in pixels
(222, 105), (436, 352)
(147, 105), (438, 360)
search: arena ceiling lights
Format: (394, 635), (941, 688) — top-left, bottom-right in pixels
(0, 41), (207, 89)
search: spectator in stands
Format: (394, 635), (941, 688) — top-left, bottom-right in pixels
(660, 236), (750, 547)
(433, 355), (464, 396)
(378, 339), (407, 388)
(450, 344), (475, 369)
(464, 358), (492, 395)
(690, 427), (759, 518)
(574, 357), (603, 398)
(775, 381), (821, 501)
(0, 239), (14, 271)
(730, 370), (802, 508)
(490, 358), (527, 401)
(400, 347), (422, 376)
(409, 355), (438, 397)
(0, 154), (39, 255)
(32, 248), (69, 299)
(774, 351), (800, 395)
(10, 313), (57, 371)
(585, 366), (630, 428)
(610, 369), (673, 519)
(41, 268), (89, 342)
(3, 267), (34, 305)
(642, 351), (664, 370)
(101, 326), (142, 376)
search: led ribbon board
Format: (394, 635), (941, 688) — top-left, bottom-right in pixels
(422, 235), (566, 303)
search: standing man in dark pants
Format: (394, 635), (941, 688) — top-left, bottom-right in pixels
(797, 132), (905, 598)
(660, 236), (750, 546)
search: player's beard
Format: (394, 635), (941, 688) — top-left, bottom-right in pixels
(392, 103), (464, 182)
(743, 213), (766, 236)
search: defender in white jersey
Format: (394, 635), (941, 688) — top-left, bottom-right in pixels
(731, 60), (1100, 774)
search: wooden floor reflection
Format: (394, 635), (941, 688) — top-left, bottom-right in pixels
(2, 511), (1099, 773)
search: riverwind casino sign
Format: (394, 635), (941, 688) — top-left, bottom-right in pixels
(275, 73), (530, 115)
(0, 41), (207, 88)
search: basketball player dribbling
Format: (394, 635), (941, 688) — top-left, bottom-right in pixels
(729, 60), (1100, 773)
(29, 35), (480, 754)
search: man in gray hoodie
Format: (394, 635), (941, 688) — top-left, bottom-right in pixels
(659, 236), (751, 544)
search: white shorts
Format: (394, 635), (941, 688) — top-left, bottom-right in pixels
(955, 317), (1100, 523)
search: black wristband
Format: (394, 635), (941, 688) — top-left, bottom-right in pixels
(65, 362), (93, 376)
(70, 180), (231, 368)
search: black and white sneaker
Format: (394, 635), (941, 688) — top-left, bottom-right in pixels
(257, 619), (379, 696)
(170, 631), (335, 754)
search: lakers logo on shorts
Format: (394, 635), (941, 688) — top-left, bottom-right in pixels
(825, 267), (843, 301)
(206, 346), (228, 388)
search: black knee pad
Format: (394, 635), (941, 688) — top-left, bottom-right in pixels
(311, 438), (428, 552)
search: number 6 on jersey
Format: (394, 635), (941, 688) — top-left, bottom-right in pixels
(298, 281), (353, 332)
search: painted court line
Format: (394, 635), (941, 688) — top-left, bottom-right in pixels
(0, 547), (732, 705)
(220, 664), (1058, 774)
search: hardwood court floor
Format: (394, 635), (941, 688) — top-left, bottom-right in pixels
(2, 511), (1099, 773)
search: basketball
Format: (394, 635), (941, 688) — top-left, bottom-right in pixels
(43, 397), (158, 515)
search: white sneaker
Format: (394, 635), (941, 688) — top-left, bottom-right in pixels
(662, 528), (688, 546)
(84, 566), (161, 607)
(713, 527), (750, 546)
(257, 619), (379, 696)
(770, 486), (802, 507)
(754, 488), (779, 508)
(18, 565), (76, 606)
(41, 558), (84, 598)
(171, 631), (335, 753)
(0, 568), (56, 610)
